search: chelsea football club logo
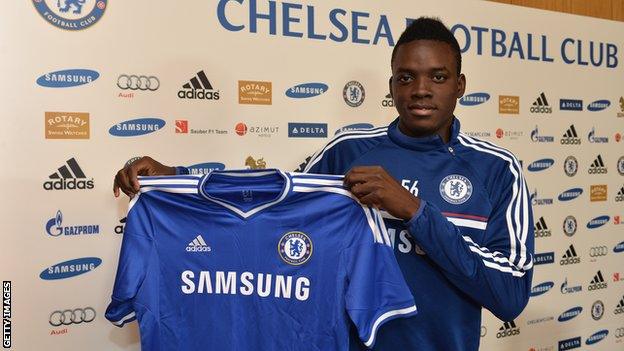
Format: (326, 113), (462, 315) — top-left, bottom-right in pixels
(564, 156), (578, 177)
(278, 231), (312, 265)
(618, 156), (624, 176)
(439, 174), (473, 205)
(32, 0), (107, 30)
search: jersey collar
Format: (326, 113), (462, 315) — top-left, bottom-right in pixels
(387, 117), (461, 151)
(197, 169), (291, 219)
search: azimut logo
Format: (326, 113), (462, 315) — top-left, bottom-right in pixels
(37, 69), (99, 88)
(499, 95), (519, 114)
(587, 215), (609, 229)
(534, 217), (551, 237)
(234, 123), (279, 137)
(530, 92), (552, 113)
(530, 189), (553, 206)
(39, 257), (101, 280)
(587, 127), (609, 143)
(560, 277), (582, 294)
(560, 245), (580, 265)
(530, 126), (554, 143)
(335, 123), (374, 135)
(590, 185), (607, 202)
(459, 92), (489, 106)
(587, 100), (610, 112)
(32, 0), (107, 30)
(588, 155), (607, 174)
(45, 112), (90, 139)
(238, 80), (272, 105)
(528, 159), (554, 172)
(560, 99), (582, 111)
(588, 271), (607, 291)
(534, 252), (554, 265)
(558, 188), (582, 202)
(43, 158), (94, 191)
(558, 307), (582, 322)
(496, 320), (519, 338)
(288, 123), (327, 138)
(561, 125), (581, 145)
(178, 70), (220, 100)
(109, 118), (165, 137)
(530, 281), (554, 297)
(285, 83), (328, 99)
(187, 162), (225, 175)
(585, 330), (608, 345)
(45, 210), (99, 237)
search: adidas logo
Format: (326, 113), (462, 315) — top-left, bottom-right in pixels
(616, 185), (624, 202)
(43, 158), (94, 191)
(186, 235), (211, 252)
(496, 320), (520, 338)
(381, 93), (394, 107)
(559, 244), (580, 265)
(560, 125), (581, 145)
(530, 92), (552, 113)
(588, 154), (607, 174)
(534, 217), (551, 237)
(615, 297), (624, 314)
(177, 70), (220, 100)
(588, 270), (607, 291)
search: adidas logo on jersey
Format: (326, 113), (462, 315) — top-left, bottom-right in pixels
(560, 125), (581, 145)
(534, 217), (551, 238)
(530, 92), (552, 113)
(588, 155), (607, 174)
(496, 320), (520, 338)
(559, 244), (580, 265)
(588, 270), (607, 291)
(186, 235), (212, 252)
(615, 297), (624, 314)
(177, 70), (220, 100)
(616, 186), (624, 202)
(43, 158), (94, 191)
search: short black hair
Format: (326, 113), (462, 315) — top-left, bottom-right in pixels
(391, 17), (462, 75)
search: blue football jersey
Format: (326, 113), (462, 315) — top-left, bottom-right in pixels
(105, 169), (416, 351)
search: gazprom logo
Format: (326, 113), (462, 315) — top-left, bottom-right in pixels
(530, 281), (554, 297)
(459, 92), (490, 106)
(585, 330), (608, 345)
(285, 83), (328, 98)
(36, 69), (99, 88)
(558, 188), (583, 201)
(615, 241), (624, 253)
(587, 215), (609, 229)
(587, 100), (610, 112)
(109, 118), (166, 137)
(335, 123), (374, 135)
(187, 162), (225, 175)
(528, 159), (554, 172)
(558, 307), (582, 322)
(39, 257), (101, 280)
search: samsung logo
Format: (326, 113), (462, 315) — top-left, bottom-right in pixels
(40, 257), (101, 280)
(187, 162), (225, 175)
(615, 241), (624, 253)
(36, 69), (99, 88)
(558, 188), (583, 201)
(109, 118), (166, 137)
(534, 252), (555, 265)
(528, 159), (554, 172)
(587, 100), (610, 112)
(587, 215), (609, 229)
(459, 92), (490, 106)
(560, 99), (583, 111)
(285, 83), (328, 98)
(335, 123), (374, 135)
(585, 330), (608, 345)
(558, 336), (581, 350)
(558, 307), (582, 322)
(530, 281), (554, 297)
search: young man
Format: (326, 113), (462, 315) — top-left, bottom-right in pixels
(114, 17), (534, 351)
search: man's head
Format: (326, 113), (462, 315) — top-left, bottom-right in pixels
(389, 17), (465, 142)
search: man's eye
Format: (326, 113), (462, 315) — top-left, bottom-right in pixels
(397, 75), (413, 83)
(433, 75), (447, 82)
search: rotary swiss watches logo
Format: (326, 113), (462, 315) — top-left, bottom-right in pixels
(278, 231), (312, 265)
(439, 175), (473, 204)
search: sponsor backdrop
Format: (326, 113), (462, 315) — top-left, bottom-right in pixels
(0, 0), (622, 350)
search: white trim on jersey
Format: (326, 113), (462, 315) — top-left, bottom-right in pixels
(364, 305), (418, 347)
(111, 311), (136, 327)
(380, 210), (489, 231)
(139, 178), (201, 186)
(292, 177), (345, 187)
(139, 186), (198, 194)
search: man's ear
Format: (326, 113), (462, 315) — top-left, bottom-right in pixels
(457, 73), (466, 98)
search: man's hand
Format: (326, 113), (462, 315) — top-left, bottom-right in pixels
(344, 166), (421, 221)
(113, 156), (176, 197)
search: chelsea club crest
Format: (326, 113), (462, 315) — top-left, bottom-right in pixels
(32, 0), (107, 30)
(439, 174), (473, 205)
(278, 231), (312, 265)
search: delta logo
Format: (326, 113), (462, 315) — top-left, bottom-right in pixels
(238, 80), (272, 105)
(530, 92), (552, 113)
(528, 159), (554, 172)
(559, 99), (583, 111)
(45, 210), (100, 237)
(530, 189), (553, 206)
(585, 330), (608, 345)
(43, 158), (94, 191)
(534, 252), (554, 265)
(496, 320), (520, 338)
(178, 70), (220, 100)
(460, 92), (490, 106)
(285, 83), (328, 99)
(590, 185), (607, 202)
(530, 126), (554, 143)
(36, 69), (99, 88)
(45, 112), (90, 139)
(587, 215), (609, 229)
(186, 162), (225, 175)
(558, 336), (581, 350)
(39, 257), (101, 280)
(558, 188), (582, 202)
(530, 281), (554, 297)
(558, 307), (582, 322)
(587, 100), (610, 112)
(587, 127), (609, 143)
(288, 123), (328, 138)
(109, 118), (165, 137)
(499, 95), (519, 114)
(335, 123), (374, 135)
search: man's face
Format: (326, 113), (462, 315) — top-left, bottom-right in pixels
(390, 40), (465, 141)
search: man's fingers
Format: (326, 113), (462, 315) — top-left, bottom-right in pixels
(116, 168), (136, 197)
(349, 181), (377, 197)
(127, 164), (140, 192)
(357, 192), (381, 208)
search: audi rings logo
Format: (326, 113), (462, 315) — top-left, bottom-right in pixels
(117, 75), (160, 91)
(589, 246), (608, 257)
(49, 308), (96, 326)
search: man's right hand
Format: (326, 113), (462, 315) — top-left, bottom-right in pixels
(113, 156), (176, 197)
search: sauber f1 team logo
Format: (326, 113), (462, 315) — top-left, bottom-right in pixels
(278, 231), (312, 266)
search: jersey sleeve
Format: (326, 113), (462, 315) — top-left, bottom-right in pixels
(344, 206), (417, 349)
(105, 195), (155, 327)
